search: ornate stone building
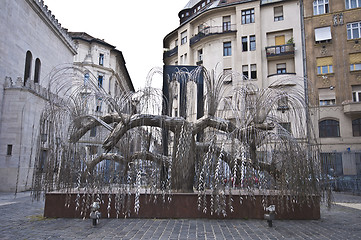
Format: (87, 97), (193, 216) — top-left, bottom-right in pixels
(304, 0), (361, 178)
(0, 0), (134, 192)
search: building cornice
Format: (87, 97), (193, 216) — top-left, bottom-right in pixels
(25, 0), (77, 55)
(164, 0), (257, 47)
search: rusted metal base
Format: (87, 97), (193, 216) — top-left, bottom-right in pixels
(44, 192), (320, 220)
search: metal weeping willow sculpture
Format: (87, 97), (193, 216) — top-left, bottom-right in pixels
(32, 64), (327, 219)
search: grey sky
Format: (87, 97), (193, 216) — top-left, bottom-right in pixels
(44, 0), (186, 90)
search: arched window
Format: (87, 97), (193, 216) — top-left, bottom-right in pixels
(352, 118), (361, 137)
(24, 51), (32, 85)
(34, 58), (41, 84)
(84, 72), (90, 85)
(319, 119), (340, 138)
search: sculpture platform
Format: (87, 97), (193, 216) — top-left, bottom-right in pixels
(44, 192), (320, 220)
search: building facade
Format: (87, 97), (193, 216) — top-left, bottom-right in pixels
(0, 1), (135, 192)
(304, 0), (361, 178)
(163, 0), (305, 132)
(68, 32), (135, 170)
(0, 0), (77, 192)
(163, 0), (361, 182)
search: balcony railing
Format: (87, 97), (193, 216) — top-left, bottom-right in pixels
(163, 46), (178, 59)
(265, 43), (295, 58)
(190, 24), (237, 46)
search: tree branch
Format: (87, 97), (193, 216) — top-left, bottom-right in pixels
(86, 151), (171, 173)
(103, 114), (186, 151)
(69, 113), (122, 143)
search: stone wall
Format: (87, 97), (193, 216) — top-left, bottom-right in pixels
(0, 0), (75, 191)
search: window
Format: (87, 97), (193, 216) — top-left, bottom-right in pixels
(242, 36), (248, 51)
(181, 30), (187, 45)
(39, 150), (48, 172)
(223, 68), (232, 84)
(315, 26), (332, 43)
(346, 0), (361, 9)
(90, 127), (97, 137)
(98, 75), (103, 88)
(277, 96), (289, 112)
(319, 119), (340, 138)
(351, 63), (361, 71)
(24, 51), (32, 85)
(198, 49), (203, 62)
(353, 118), (361, 136)
(313, 0), (329, 15)
(350, 53), (361, 71)
(317, 57), (333, 74)
(319, 88), (336, 106)
(223, 16), (231, 32)
(278, 122), (291, 135)
(223, 42), (232, 56)
(84, 73), (90, 85)
(242, 65), (249, 80)
(96, 98), (102, 112)
(250, 64), (257, 79)
(274, 6), (284, 21)
(99, 53), (104, 66)
(249, 35), (256, 51)
(352, 85), (361, 102)
(277, 63), (286, 74)
(6, 145), (12, 156)
(34, 58), (41, 84)
(242, 9), (255, 24)
(347, 21), (361, 40)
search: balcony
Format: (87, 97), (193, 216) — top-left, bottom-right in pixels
(267, 73), (297, 88)
(265, 43), (295, 60)
(190, 24), (237, 46)
(163, 46), (178, 60)
(343, 101), (361, 115)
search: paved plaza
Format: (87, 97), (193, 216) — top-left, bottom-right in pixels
(0, 192), (360, 240)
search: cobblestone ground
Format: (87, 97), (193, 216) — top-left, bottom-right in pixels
(0, 192), (360, 240)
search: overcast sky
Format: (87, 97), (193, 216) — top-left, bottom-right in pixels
(44, 0), (186, 90)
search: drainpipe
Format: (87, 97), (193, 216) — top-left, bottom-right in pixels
(299, 0), (311, 147)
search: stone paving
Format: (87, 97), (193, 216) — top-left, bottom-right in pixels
(0, 192), (360, 239)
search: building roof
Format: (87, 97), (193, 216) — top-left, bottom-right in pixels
(68, 32), (116, 49)
(69, 32), (135, 92)
(183, 0), (202, 9)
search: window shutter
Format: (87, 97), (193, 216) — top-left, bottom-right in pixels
(350, 53), (361, 64)
(274, 6), (283, 17)
(315, 27), (332, 41)
(275, 35), (285, 45)
(352, 85), (361, 91)
(316, 56), (333, 66)
(223, 16), (231, 22)
(318, 88), (335, 100)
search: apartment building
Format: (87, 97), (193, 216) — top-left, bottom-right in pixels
(304, 0), (361, 178)
(163, 0), (305, 133)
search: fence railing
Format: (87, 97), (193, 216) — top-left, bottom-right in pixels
(190, 24), (237, 46)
